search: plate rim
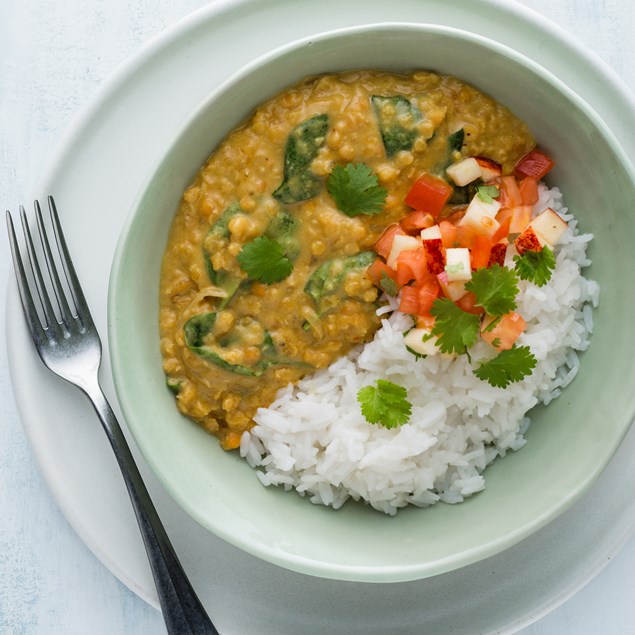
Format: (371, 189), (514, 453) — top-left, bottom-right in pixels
(108, 19), (635, 584)
(5, 0), (635, 629)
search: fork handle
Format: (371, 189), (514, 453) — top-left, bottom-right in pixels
(81, 377), (219, 635)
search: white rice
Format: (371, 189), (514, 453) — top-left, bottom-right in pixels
(240, 184), (599, 515)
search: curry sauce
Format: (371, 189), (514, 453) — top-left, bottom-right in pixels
(159, 70), (534, 449)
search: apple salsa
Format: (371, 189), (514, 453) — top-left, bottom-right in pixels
(159, 70), (535, 449)
(369, 147), (566, 389)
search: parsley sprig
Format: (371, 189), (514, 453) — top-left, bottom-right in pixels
(514, 245), (556, 287)
(237, 236), (293, 284)
(474, 346), (537, 388)
(327, 163), (387, 217)
(465, 264), (519, 316)
(357, 379), (412, 429)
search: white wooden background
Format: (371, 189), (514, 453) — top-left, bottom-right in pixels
(1, 0), (634, 633)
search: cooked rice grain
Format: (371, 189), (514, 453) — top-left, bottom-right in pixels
(241, 185), (599, 514)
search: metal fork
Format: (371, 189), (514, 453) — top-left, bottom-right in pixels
(6, 197), (218, 635)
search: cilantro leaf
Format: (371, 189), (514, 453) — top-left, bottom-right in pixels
(357, 379), (412, 429)
(514, 245), (556, 287)
(430, 298), (481, 354)
(465, 264), (519, 316)
(236, 236), (293, 284)
(327, 163), (387, 217)
(474, 345), (537, 388)
(379, 271), (399, 296)
(476, 184), (500, 204)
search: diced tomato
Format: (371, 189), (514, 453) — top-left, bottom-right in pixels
(508, 205), (532, 234)
(367, 258), (398, 288)
(494, 176), (522, 208)
(514, 148), (555, 180)
(395, 247), (427, 285)
(454, 225), (475, 249)
(437, 270), (468, 301)
(492, 216), (511, 243)
(456, 291), (484, 315)
(399, 285), (420, 315)
(495, 207), (512, 225)
(404, 174), (453, 217)
(438, 220), (475, 249)
(374, 224), (405, 259)
(438, 221), (457, 248)
(400, 210), (435, 234)
(415, 278), (441, 315)
(399, 279), (441, 316)
(471, 235), (492, 269)
(481, 312), (527, 350)
(518, 177), (539, 206)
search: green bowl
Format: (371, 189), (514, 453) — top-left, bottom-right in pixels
(109, 23), (635, 582)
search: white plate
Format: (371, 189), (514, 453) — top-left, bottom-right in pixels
(6, 0), (635, 632)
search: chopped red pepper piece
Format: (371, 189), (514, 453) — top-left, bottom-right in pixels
(404, 174), (453, 216)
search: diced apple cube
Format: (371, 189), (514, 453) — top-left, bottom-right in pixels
(474, 156), (503, 181)
(488, 239), (508, 267)
(529, 207), (568, 246)
(514, 225), (546, 255)
(420, 225), (444, 274)
(437, 271), (468, 301)
(420, 225), (442, 241)
(424, 241), (444, 275)
(446, 157), (482, 186)
(444, 247), (472, 282)
(460, 196), (501, 234)
(403, 327), (440, 357)
(387, 234), (421, 269)
(476, 214), (501, 238)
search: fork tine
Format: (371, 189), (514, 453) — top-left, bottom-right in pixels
(5, 210), (47, 343)
(34, 200), (77, 330)
(19, 205), (67, 339)
(47, 196), (95, 329)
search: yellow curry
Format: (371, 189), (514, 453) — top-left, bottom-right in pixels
(159, 70), (534, 449)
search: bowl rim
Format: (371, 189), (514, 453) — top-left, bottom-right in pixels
(108, 20), (635, 582)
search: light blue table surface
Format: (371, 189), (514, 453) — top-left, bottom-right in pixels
(1, 1), (634, 633)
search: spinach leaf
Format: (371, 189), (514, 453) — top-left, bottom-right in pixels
(264, 210), (300, 261)
(273, 114), (329, 204)
(447, 128), (465, 154)
(202, 202), (246, 309)
(184, 313), (311, 376)
(304, 251), (376, 314)
(371, 95), (422, 157)
(183, 312), (277, 376)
